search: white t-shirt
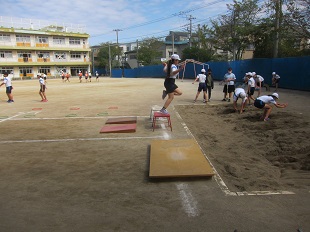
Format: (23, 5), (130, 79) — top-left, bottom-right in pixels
(196, 74), (206, 83)
(3, 76), (12, 87)
(256, 75), (264, 82)
(248, 77), (255, 88)
(39, 77), (45, 85)
(233, 88), (247, 103)
(169, 64), (179, 79)
(257, 95), (277, 105)
(224, 72), (236, 85)
(273, 74), (280, 79)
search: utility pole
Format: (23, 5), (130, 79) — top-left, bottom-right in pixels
(108, 43), (112, 77)
(187, 15), (196, 48)
(273, 0), (282, 58)
(113, 29), (122, 67)
(232, 10), (236, 61)
(172, 31), (175, 54)
(136, 39), (139, 68)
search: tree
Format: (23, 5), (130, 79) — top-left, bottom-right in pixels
(253, 0), (310, 58)
(96, 43), (122, 70)
(137, 38), (164, 65)
(207, 0), (260, 60)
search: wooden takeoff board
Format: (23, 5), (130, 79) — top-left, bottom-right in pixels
(149, 139), (214, 178)
(105, 117), (137, 124)
(100, 124), (136, 133)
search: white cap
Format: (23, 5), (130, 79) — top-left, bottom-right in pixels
(246, 72), (251, 76)
(252, 72), (256, 75)
(201, 69), (206, 73)
(272, 72), (276, 75)
(271, 93), (279, 99)
(171, 54), (181, 60)
(239, 92), (246, 98)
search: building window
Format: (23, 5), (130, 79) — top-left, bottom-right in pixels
(69, 38), (81, 45)
(56, 66), (66, 74)
(0, 51), (13, 58)
(53, 37), (65, 45)
(70, 52), (81, 59)
(16, 35), (31, 42)
(36, 36), (48, 43)
(0, 67), (13, 74)
(0, 34), (11, 42)
(55, 52), (66, 60)
(37, 52), (50, 58)
(39, 67), (51, 74)
(19, 67), (33, 76)
(18, 52), (32, 62)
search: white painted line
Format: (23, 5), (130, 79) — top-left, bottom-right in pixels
(0, 136), (165, 144)
(10, 116), (150, 121)
(0, 112), (25, 123)
(176, 183), (199, 217)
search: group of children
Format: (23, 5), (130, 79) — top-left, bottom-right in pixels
(78, 71), (100, 83)
(160, 55), (287, 121)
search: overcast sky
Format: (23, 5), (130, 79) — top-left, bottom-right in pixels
(1, 0), (236, 46)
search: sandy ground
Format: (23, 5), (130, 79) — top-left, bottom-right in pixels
(0, 77), (309, 232)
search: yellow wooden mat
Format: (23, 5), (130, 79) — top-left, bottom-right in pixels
(149, 139), (214, 178)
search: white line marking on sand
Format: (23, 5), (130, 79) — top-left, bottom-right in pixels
(0, 112), (25, 123)
(176, 183), (199, 217)
(0, 136), (165, 144)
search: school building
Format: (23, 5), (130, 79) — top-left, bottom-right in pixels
(0, 16), (91, 79)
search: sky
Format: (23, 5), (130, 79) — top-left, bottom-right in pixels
(0, 0), (237, 46)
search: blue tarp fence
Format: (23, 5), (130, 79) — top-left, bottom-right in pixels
(110, 56), (310, 91)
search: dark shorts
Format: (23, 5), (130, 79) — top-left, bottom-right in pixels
(223, 85), (235, 93)
(40, 85), (46, 92)
(62, 76), (65, 79)
(6, 86), (12, 94)
(248, 87), (255, 95)
(275, 79), (280, 83)
(257, 81), (264, 87)
(79, 76), (82, 79)
(254, 99), (265, 109)
(164, 78), (178, 94)
(198, 83), (206, 92)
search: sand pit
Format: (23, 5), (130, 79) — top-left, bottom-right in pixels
(176, 104), (310, 192)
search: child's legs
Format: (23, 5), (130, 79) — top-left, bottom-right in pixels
(163, 92), (175, 109)
(195, 92), (200, 101)
(174, 88), (182, 96)
(263, 105), (272, 118)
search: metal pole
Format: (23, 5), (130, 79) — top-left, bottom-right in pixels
(273, 0), (281, 58)
(108, 43), (112, 77)
(172, 31), (175, 54)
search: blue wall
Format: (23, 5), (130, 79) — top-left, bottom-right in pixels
(110, 56), (310, 91)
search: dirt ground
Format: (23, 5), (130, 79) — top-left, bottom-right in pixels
(0, 77), (309, 232)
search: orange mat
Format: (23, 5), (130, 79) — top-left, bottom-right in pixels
(100, 124), (136, 133)
(149, 139), (214, 178)
(105, 117), (137, 124)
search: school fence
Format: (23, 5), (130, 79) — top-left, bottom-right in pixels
(109, 56), (310, 91)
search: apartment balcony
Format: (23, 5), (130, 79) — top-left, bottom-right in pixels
(0, 57), (91, 66)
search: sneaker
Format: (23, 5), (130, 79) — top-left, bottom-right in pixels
(203, 99), (206, 103)
(162, 90), (167, 100)
(227, 99), (231, 102)
(222, 98), (226, 101)
(193, 100), (196, 103)
(160, 108), (169, 114)
(43, 99), (48, 102)
(7, 100), (13, 103)
(264, 118), (270, 122)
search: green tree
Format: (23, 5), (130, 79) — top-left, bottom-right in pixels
(205, 0), (260, 60)
(96, 43), (122, 69)
(137, 38), (164, 65)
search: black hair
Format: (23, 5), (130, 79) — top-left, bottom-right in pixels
(208, 68), (212, 72)
(166, 59), (173, 78)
